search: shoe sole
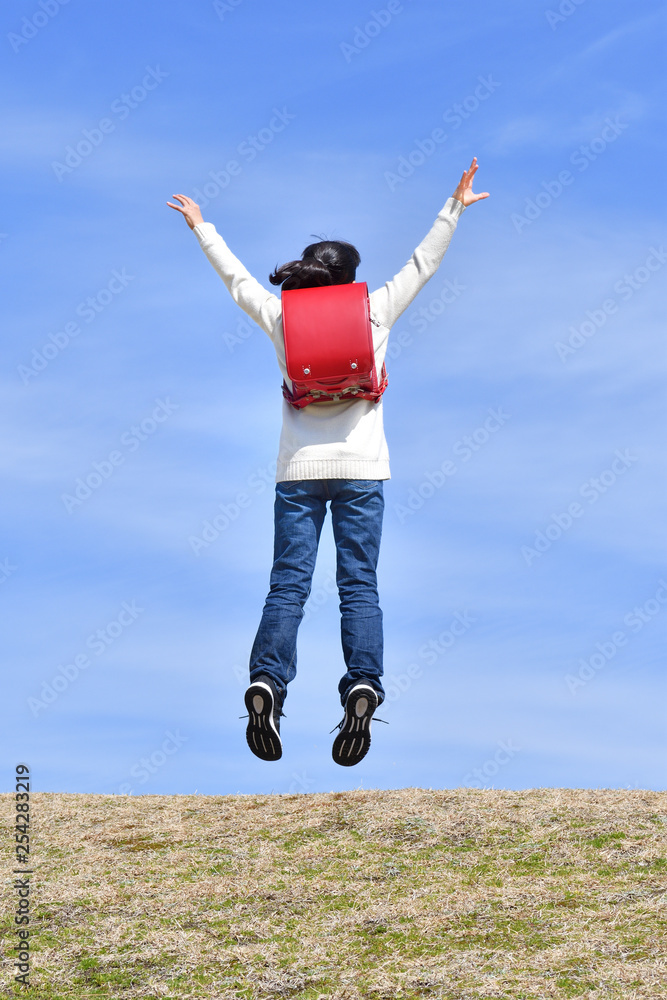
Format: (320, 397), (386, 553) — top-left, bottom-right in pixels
(245, 681), (282, 761)
(332, 685), (379, 767)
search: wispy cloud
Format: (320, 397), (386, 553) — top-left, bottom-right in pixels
(484, 94), (647, 155)
(574, 10), (665, 62)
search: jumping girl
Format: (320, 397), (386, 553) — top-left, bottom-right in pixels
(168, 157), (488, 767)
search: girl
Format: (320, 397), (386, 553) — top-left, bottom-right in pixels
(168, 157), (488, 767)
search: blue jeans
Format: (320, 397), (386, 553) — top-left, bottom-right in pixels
(249, 479), (385, 708)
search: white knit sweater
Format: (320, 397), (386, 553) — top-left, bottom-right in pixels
(193, 196), (465, 481)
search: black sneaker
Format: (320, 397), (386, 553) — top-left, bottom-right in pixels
(330, 683), (388, 767)
(241, 675), (285, 762)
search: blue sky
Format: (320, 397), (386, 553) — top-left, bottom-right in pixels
(2, 0), (665, 796)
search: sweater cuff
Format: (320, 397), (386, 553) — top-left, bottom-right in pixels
(441, 196), (465, 221)
(193, 221), (218, 243)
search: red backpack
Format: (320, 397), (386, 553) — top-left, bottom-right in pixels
(281, 282), (388, 409)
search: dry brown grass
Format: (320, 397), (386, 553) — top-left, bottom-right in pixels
(1, 788), (666, 998)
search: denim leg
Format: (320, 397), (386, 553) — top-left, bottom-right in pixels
(249, 481), (327, 702)
(329, 480), (385, 707)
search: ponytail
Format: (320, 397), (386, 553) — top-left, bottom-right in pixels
(269, 238), (361, 290)
(269, 257), (333, 290)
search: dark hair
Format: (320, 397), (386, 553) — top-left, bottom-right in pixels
(269, 239), (361, 290)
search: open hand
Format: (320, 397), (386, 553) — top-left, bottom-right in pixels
(166, 193), (204, 230)
(452, 157), (489, 207)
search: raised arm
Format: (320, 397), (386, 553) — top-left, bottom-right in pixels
(167, 194), (281, 336)
(369, 157), (488, 330)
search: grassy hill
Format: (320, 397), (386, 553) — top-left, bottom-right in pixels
(1, 788), (666, 998)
